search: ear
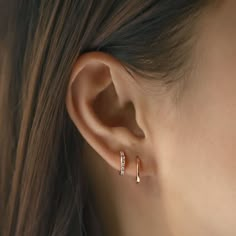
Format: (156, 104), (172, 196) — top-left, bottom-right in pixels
(66, 51), (157, 179)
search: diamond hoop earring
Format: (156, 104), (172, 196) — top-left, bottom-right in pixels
(119, 151), (126, 176)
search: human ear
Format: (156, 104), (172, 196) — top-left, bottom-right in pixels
(66, 51), (156, 179)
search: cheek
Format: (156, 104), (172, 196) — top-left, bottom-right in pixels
(156, 72), (236, 233)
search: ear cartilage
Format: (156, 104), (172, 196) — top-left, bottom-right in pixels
(119, 151), (126, 176)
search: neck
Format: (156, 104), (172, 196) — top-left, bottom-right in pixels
(82, 143), (172, 236)
(88, 176), (172, 236)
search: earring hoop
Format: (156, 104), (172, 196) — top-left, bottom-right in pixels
(136, 156), (141, 183)
(119, 151), (126, 175)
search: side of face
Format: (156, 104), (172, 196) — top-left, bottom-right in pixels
(65, 2), (236, 235)
(152, 2), (236, 235)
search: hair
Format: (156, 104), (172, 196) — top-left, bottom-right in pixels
(0, 1), (210, 235)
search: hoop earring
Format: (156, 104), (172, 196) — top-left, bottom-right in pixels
(119, 151), (126, 175)
(136, 156), (141, 183)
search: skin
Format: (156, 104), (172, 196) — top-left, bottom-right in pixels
(66, 1), (236, 236)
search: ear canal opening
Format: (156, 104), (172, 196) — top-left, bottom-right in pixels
(93, 83), (145, 139)
(123, 101), (145, 138)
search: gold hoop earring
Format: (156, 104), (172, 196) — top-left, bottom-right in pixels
(119, 151), (126, 175)
(136, 156), (141, 183)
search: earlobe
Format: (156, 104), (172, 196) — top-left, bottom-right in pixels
(66, 51), (156, 180)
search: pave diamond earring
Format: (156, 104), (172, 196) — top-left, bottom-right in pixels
(119, 151), (126, 176)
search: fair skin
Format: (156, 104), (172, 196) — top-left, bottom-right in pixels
(66, 1), (236, 236)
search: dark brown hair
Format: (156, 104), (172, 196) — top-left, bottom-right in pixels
(0, 1), (209, 235)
